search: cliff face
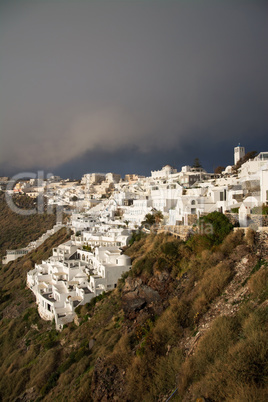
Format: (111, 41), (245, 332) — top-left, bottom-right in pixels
(90, 230), (268, 402)
(0, 215), (267, 401)
(0, 193), (56, 264)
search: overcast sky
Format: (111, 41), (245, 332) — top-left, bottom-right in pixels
(0, 0), (267, 179)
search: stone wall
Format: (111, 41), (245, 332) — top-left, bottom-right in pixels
(226, 213), (268, 228)
(188, 214), (198, 226)
(248, 214), (268, 228)
(225, 213), (239, 225)
(158, 225), (193, 241)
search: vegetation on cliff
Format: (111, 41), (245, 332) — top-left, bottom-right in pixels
(0, 209), (267, 401)
(0, 193), (56, 265)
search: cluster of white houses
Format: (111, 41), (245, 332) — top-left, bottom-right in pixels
(27, 232), (132, 330)
(5, 145), (268, 329)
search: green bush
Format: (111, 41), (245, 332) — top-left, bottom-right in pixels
(160, 241), (179, 257)
(198, 211), (234, 245)
(131, 256), (155, 277)
(231, 207), (239, 213)
(82, 244), (92, 252)
(128, 230), (146, 246)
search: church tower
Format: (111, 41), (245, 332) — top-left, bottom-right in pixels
(234, 144), (245, 165)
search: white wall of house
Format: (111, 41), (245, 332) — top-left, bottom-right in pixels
(151, 165), (177, 179)
(28, 242), (132, 330)
(234, 145), (245, 165)
(260, 165), (268, 205)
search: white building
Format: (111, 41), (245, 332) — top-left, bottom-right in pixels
(260, 164), (268, 205)
(78, 247), (131, 295)
(151, 165), (177, 180)
(25, 146), (268, 330)
(234, 144), (245, 165)
(27, 241), (131, 330)
(27, 257), (93, 330)
(81, 173), (106, 186)
(2, 248), (29, 264)
(123, 198), (153, 224)
(106, 173), (121, 183)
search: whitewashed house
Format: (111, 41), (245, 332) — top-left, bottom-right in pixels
(123, 198), (153, 224)
(260, 164), (268, 205)
(151, 165), (177, 180)
(27, 241), (132, 330)
(27, 257), (94, 330)
(87, 247), (131, 295)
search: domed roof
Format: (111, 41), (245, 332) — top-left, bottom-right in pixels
(163, 164), (173, 169)
(223, 165), (232, 174)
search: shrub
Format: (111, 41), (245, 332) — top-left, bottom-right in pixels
(231, 207), (239, 213)
(186, 234), (212, 253)
(131, 256), (155, 278)
(228, 332), (268, 385)
(128, 230), (146, 246)
(43, 330), (59, 350)
(178, 305), (268, 401)
(178, 315), (241, 394)
(82, 245), (92, 252)
(192, 261), (233, 315)
(245, 228), (256, 247)
(161, 241), (179, 257)
(242, 307), (268, 338)
(199, 211), (233, 245)
(86, 291), (112, 309)
(155, 257), (171, 273)
(117, 271), (130, 291)
(219, 230), (244, 256)
(248, 264), (268, 302)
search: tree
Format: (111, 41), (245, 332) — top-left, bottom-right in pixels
(83, 244), (92, 252)
(143, 213), (156, 226)
(214, 166), (225, 175)
(124, 220), (130, 228)
(192, 158), (202, 169)
(199, 211), (233, 245)
(154, 210), (164, 225)
(233, 150), (258, 171)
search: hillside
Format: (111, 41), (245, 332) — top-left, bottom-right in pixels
(0, 213), (267, 401)
(0, 192), (56, 264)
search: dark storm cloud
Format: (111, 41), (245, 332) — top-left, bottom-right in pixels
(0, 1), (267, 176)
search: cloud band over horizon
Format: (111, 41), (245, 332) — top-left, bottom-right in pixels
(1, 1), (267, 176)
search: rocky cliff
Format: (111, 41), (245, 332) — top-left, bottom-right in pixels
(0, 215), (267, 401)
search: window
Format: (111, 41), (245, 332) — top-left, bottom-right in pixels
(191, 208), (196, 214)
(220, 190), (226, 201)
(191, 200), (195, 205)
